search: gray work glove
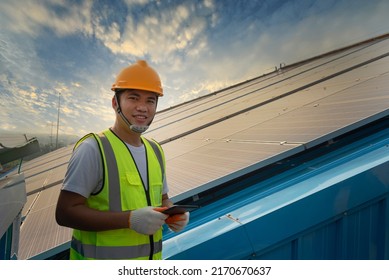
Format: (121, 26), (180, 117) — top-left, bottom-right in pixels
(129, 206), (168, 235)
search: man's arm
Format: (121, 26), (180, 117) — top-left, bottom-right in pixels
(55, 190), (130, 231)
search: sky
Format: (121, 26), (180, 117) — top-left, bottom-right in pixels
(1, 0), (388, 137)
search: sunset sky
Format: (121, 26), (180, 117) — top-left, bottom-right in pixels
(1, 0), (388, 137)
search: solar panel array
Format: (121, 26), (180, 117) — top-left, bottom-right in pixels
(15, 34), (389, 259)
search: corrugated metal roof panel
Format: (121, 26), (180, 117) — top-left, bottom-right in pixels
(163, 124), (389, 259)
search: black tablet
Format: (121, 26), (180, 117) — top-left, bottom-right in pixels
(162, 205), (199, 215)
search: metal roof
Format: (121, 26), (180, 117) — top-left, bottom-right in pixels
(0, 134), (30, 148)
(17, 34), (389, 259)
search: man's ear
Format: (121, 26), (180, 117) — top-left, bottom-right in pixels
(112, 93), (121, 113)
(112, 95), (117, 110)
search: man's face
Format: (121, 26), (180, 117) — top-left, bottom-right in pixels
(116, 89), (158, 127)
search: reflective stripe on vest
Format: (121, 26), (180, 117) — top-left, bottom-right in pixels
(70, 130), (164, 260)
(148, 139), (165, 179)
(99, 133), (121, 211)
(71, 236), (162, 259)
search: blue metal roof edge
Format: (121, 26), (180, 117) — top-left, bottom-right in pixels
(28, 242), (70, 260)
(163, 121), (389, 259)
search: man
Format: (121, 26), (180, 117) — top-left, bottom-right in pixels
(56, 60), (189, 260)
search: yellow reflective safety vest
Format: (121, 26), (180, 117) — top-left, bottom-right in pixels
(70, 129), (166, 260)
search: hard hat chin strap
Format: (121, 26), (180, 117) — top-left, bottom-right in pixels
(114, 94), (149, 134)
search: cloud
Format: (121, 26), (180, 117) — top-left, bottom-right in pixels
(0, 0), (93, 37)
(97, 0), (214, 64)
(1, 0), (388, 136)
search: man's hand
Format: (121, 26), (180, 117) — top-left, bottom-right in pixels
(165, 212), (190, 232)
(129, 206), (168, 235)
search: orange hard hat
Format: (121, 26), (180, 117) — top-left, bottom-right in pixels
(111, 60), (163, 96)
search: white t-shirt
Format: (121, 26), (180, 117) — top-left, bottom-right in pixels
(62, 136), (168, 198)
